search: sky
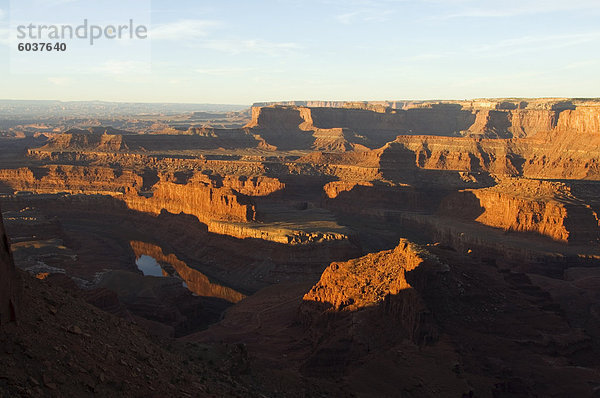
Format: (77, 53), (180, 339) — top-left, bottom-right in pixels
(0, 0), (599, 105)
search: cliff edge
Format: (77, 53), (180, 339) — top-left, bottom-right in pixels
(0, 206), (19, 326)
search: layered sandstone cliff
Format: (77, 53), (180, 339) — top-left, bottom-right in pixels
(439, 179), (600, 245)
(0, 167), (285, 224)
(159, 172), (285, 197)
(244, 99), (600, 152)
(123, 181), (255, 223)
(27, 99), (600, 161)
(379, 136), (522, 176)
(301, 117), (600, 181)
(42, 133), (129, 151)
(38, 129), (263, 153)
(0, 166), (143, 195)
(27, 100), (600, 181)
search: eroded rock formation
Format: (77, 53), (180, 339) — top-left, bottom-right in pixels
(295, 241), (445, 378)
(304, 241), (420, 310)
(439, 179), (600, 245)
(123, 181), (255, 223)
(300, 239), (440, 345)
(0, 166), (143, 195)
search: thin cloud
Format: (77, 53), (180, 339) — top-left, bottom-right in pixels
(200, 39), (300, 56)
(151, 19), (297, 57)
(407, 31), (600, 61)
(335, 10), (395, 24)
(429, 0), (600, 19)
(0, 28), (8, 46)
(470, 32), (600, 57)
(386, 31), (600, 69)
(332, 0), (398, 24)
(34, 0), (80, 6)
(151, 19), (219, 40)
(406, 53), (446, 61)
(336, 11), (361, 24)
(0, 8), (9, 46)
(195, 67), (255, 76)
(563, 59), (600, 70)
(92, 60), (150, 75)
(48, 77), (71, 85)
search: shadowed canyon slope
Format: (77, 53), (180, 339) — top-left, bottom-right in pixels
(2, 98), (600, 397)
(0, 206), (19, 326)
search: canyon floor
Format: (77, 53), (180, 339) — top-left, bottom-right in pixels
(1, 98), (600, 397)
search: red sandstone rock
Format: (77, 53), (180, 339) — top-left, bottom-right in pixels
(302, 239), (435, 313)
(123, 181), (255, 223)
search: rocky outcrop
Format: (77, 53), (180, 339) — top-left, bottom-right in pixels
(39, 129), (263, 152)
(123, 181), (255, 223)
(380, 136), (523, 176)
(160, 172), (285, 197)
(205, 175), (284, 197)
(554, 107), (600, 135)
(301, 240), (440, 339)
(298, 240), (443, 377)
(41, 133), (128, 151)
(302, 239), (430, 313)
(0, 206), (19, 326)
(244, 106), (316, 150)
(520, 109), (600, 180)
(439, 179), (600, 245)
(0, 166), (143, 195)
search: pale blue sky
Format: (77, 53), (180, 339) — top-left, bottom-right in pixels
(0, 0), (599, 104)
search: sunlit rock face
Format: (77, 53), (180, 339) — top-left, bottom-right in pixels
(302, 239), (431, 313)
(300, 240), (442, 340)
(296, 240), (443, 378)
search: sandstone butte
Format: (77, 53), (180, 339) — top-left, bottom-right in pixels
(1, 98), (600, 396)
(300, 239), (441, 345)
